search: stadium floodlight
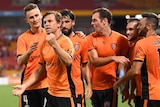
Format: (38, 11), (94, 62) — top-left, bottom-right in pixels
(125, 15), (130, 19)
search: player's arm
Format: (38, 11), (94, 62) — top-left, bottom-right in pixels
(12, 63), (47, 96)
(88, 49), (130, 67)
(46, 33), (73, 66)
(81, 63), (92, 99)
(128, 78), (136, 107)
(113, 60), (143, 90)
(23, 63), (46, 87)
(117, 63), (130, 103)
(17, 42), (38, 66)
(52, 41), (73, 66)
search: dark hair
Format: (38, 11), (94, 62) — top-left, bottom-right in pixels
(142, 12), (159, 30)
(127, 18), (140, 27)
(92, 7), (112, 24)
(23, 3), (39, 17)
(127, 18), (139, 23)
(60, 9), (76, 21)
(43, 11), (62, 23)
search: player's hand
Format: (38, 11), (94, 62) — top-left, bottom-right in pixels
(112, 56), (130, 66)
(113, 83), (118, 91)
(12, 85), (26, 96)
(122, 89), (129, 102)
(85, 85), (92, 100)
(128, 93), (135, 107)
(75, 31), (86, 38)
(46, 33), (57, 47)
(28, 41), (38, 54)
(113, 79), (121, 91)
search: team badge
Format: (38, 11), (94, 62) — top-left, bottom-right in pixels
(111, 43), (116, 49)
(75, 42), (79, 51)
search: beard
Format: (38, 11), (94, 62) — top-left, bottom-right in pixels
(62, 28), (73, 36)
(139, 26), (148, 37)
(128, 35), (138, 41)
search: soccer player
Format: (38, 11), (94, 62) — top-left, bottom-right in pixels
(13, 11), (75, 107)
(124, 18), (144, 107)
(86, 7), (130, 107)
(16, 3), (48, 107)
(60, 9), (92, 107)
(113, 12), (160, 107)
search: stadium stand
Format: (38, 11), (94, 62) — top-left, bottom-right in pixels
(118, 0), (160, 9)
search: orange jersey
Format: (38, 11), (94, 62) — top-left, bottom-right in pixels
(134, 35), (160, 100)
(40, 35), (74, 97)
(69, 34), (88, 96)
(16, 29), (48, 90)
(87, 31), (129, 90)
(129, 37), (143, 96)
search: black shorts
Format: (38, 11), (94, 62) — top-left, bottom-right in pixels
(142, 99), (160, 107)
(91, 88), (117, 107)
(45, 92), (75, 107)
(21, 88), (48, 107)
(73, 94), (86, 107)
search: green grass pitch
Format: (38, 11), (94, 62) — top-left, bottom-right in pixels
(0, 85), (133, 107)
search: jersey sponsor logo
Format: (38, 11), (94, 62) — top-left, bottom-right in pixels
(46, 62), (60, 66)
(46, 58), (60, 66)
(29, 55), (40, 61)
(154, 40), (160, 45)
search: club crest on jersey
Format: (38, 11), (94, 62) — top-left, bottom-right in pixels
(111, 43), (116, 49)
(75, 42), (79, 51)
